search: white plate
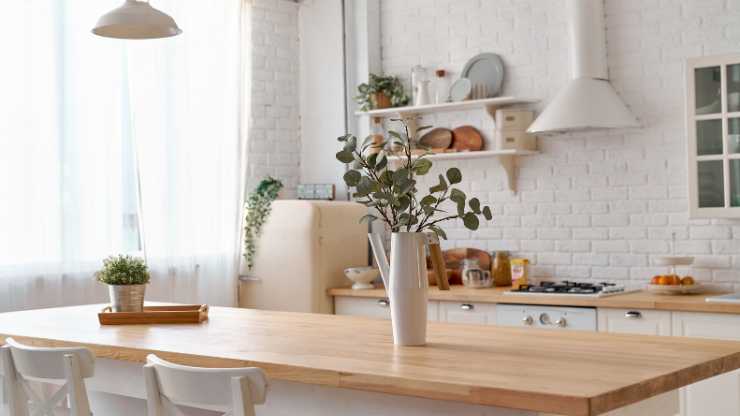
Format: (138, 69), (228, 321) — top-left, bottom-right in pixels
(461, 53), (504, 98)
(653, 256), (694, 266)
(449, 78), (472, 102)
(646, 284), (704, 295)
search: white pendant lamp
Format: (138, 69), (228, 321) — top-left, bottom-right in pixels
(92, 0), (182, 39)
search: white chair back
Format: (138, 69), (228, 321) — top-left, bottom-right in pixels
(144, 354), (268, 416)
(2, 337), (95, 416)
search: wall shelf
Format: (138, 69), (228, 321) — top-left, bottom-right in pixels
(355, 96), (537, 118)
(387, 149), (539, 193)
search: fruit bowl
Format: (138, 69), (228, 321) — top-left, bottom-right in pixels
(646, 283), (704, 295)
(344, 266), (379, 290)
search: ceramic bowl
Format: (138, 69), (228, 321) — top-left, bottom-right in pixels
(344, 267), (379, 290)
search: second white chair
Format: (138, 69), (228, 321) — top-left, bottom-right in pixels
(1, 337), (95, 416)
(143, 354), (269, 416)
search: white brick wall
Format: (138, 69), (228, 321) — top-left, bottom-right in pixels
(248, 0), (300, 197)
(378, 0), (740, 288)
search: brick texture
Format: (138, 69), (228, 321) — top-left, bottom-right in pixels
(248, 0), (300, 197)
(378, 0), (740, 288)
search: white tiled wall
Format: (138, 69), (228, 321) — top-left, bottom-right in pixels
(249, 0), (301, 197)
(377, 0), (740, 287)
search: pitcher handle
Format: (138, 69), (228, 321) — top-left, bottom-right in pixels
(368, 233), (390, 290)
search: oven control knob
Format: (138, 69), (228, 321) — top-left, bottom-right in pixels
(522, 315), (534, 325)
(555, 318), (567, 328)
(539, 313), (551, 325)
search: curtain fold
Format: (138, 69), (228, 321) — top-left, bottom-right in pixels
(0, 0), (246, 311)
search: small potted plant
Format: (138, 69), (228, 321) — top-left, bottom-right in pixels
(96, 255), (150, 312)
(356, 73), (409, 111)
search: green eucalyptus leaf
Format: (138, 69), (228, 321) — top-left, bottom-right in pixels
(416, 125), (433, 133)
(482, 206), (493, 221)
(359, 214), (378, 224)
(469, 197), (481, 214)
(430, 225), (447, 240)
(429, 174), (448, 193)
(336, 150), (354, 163)
(343, 170), (362, 186)
(462, 212), (480, 230)
(392, 168), (410, 182)
(379, 170), (393, 186)
(449, 188), (466, 204)
(397, 195), (411, 211)
(376, 153), (388, 171)
(446, 167), (462, 184)
(337, 134), (351, 142)
(343, 136), (357, 152)
(456, 200), (466, 217)
(420, 195), (437, 206)
(366, 152), (378, 168)
(413, 158), (432, 175)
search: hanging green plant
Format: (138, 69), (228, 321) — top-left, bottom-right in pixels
(243, 177), (283, 272)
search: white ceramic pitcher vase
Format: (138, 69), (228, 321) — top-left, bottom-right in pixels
(368, 232), (428, 346)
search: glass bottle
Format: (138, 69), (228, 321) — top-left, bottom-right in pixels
(434, 69), (450, 104)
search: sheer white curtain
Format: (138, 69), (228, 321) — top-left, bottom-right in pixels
(0, 1), (246, 311)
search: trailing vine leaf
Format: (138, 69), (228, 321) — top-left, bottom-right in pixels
(243, 177), (283, 272)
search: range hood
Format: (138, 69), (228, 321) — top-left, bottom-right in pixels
(527, 0), (639, 134)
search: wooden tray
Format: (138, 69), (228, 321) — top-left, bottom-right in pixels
(98, 305), (209, 325)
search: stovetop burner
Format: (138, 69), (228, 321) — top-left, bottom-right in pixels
(508, 281), (626, 296)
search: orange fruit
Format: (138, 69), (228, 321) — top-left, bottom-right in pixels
(651, 276), (662, 285)
(681, 276), (695, 286)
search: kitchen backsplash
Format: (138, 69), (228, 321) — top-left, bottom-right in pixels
(378, 0), (740, 288)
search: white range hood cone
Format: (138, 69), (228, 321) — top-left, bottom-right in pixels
(527, 0), (639, 134)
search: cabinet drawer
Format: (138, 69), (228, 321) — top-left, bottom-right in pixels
(597, 308), (672, 336)
(334, 297), (439, 321)
(334, 297), (391, 319)
(439, 301), (495, 325)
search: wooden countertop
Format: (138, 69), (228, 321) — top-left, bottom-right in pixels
(329, 285), (740, 314)
(1, 305), (740, 415)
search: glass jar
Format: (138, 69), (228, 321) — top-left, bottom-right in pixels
(461, 258), (493, 289)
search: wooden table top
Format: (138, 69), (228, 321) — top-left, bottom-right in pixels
(329, 285), (740, 314)
(1, 304), (740, 416)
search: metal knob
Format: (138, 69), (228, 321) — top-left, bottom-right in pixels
(555, 318), (567, 328)
(539, 313), (551, 325)
(625, 311), (642, 319)
(460, 303), (474, 311)
(377, 299), (389, 307)
(522, 315), (534, 325)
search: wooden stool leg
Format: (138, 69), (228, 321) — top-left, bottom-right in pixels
(64, 354), (91, 416)
(231, 376), (255, 416)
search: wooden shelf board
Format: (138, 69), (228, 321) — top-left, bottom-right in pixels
(355, 96), (537, 117)
(386, 148), (538, 162)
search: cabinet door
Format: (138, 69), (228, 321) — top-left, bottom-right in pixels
(687, 55), (740, 218)
(597, 308), (672, 336)
(673, 312), (740, 415)
(438, 301), (495, 325)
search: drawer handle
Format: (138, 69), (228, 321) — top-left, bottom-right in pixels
(460, 303), (474, 311)
(625, 311), (642, 319)
(377, 299), (389, 308)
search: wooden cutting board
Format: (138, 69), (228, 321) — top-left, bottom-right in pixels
(427, 248), (491, 285)
(419, 127), (453, 149)
(451, 125), (483, 151)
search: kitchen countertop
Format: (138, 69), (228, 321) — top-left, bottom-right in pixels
(1, 304), (740, 416)
(328, 285), (740, 314)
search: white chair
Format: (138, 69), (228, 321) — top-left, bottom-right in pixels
(1, 337), (95, 416)
(143, 354), (268, 416)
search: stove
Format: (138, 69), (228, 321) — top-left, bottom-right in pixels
(505, 281), (638, 298)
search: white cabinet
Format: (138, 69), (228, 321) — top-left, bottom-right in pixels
(334, 296), (391, 319)
(672, 312), (740, 416)
(438, 301), (496, 325)
(598, 308), (672, 336)
(333, 297), (439, 321)
(686, 54), (740, 218)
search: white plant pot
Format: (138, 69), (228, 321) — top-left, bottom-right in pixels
(388, 232), (428, 346)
